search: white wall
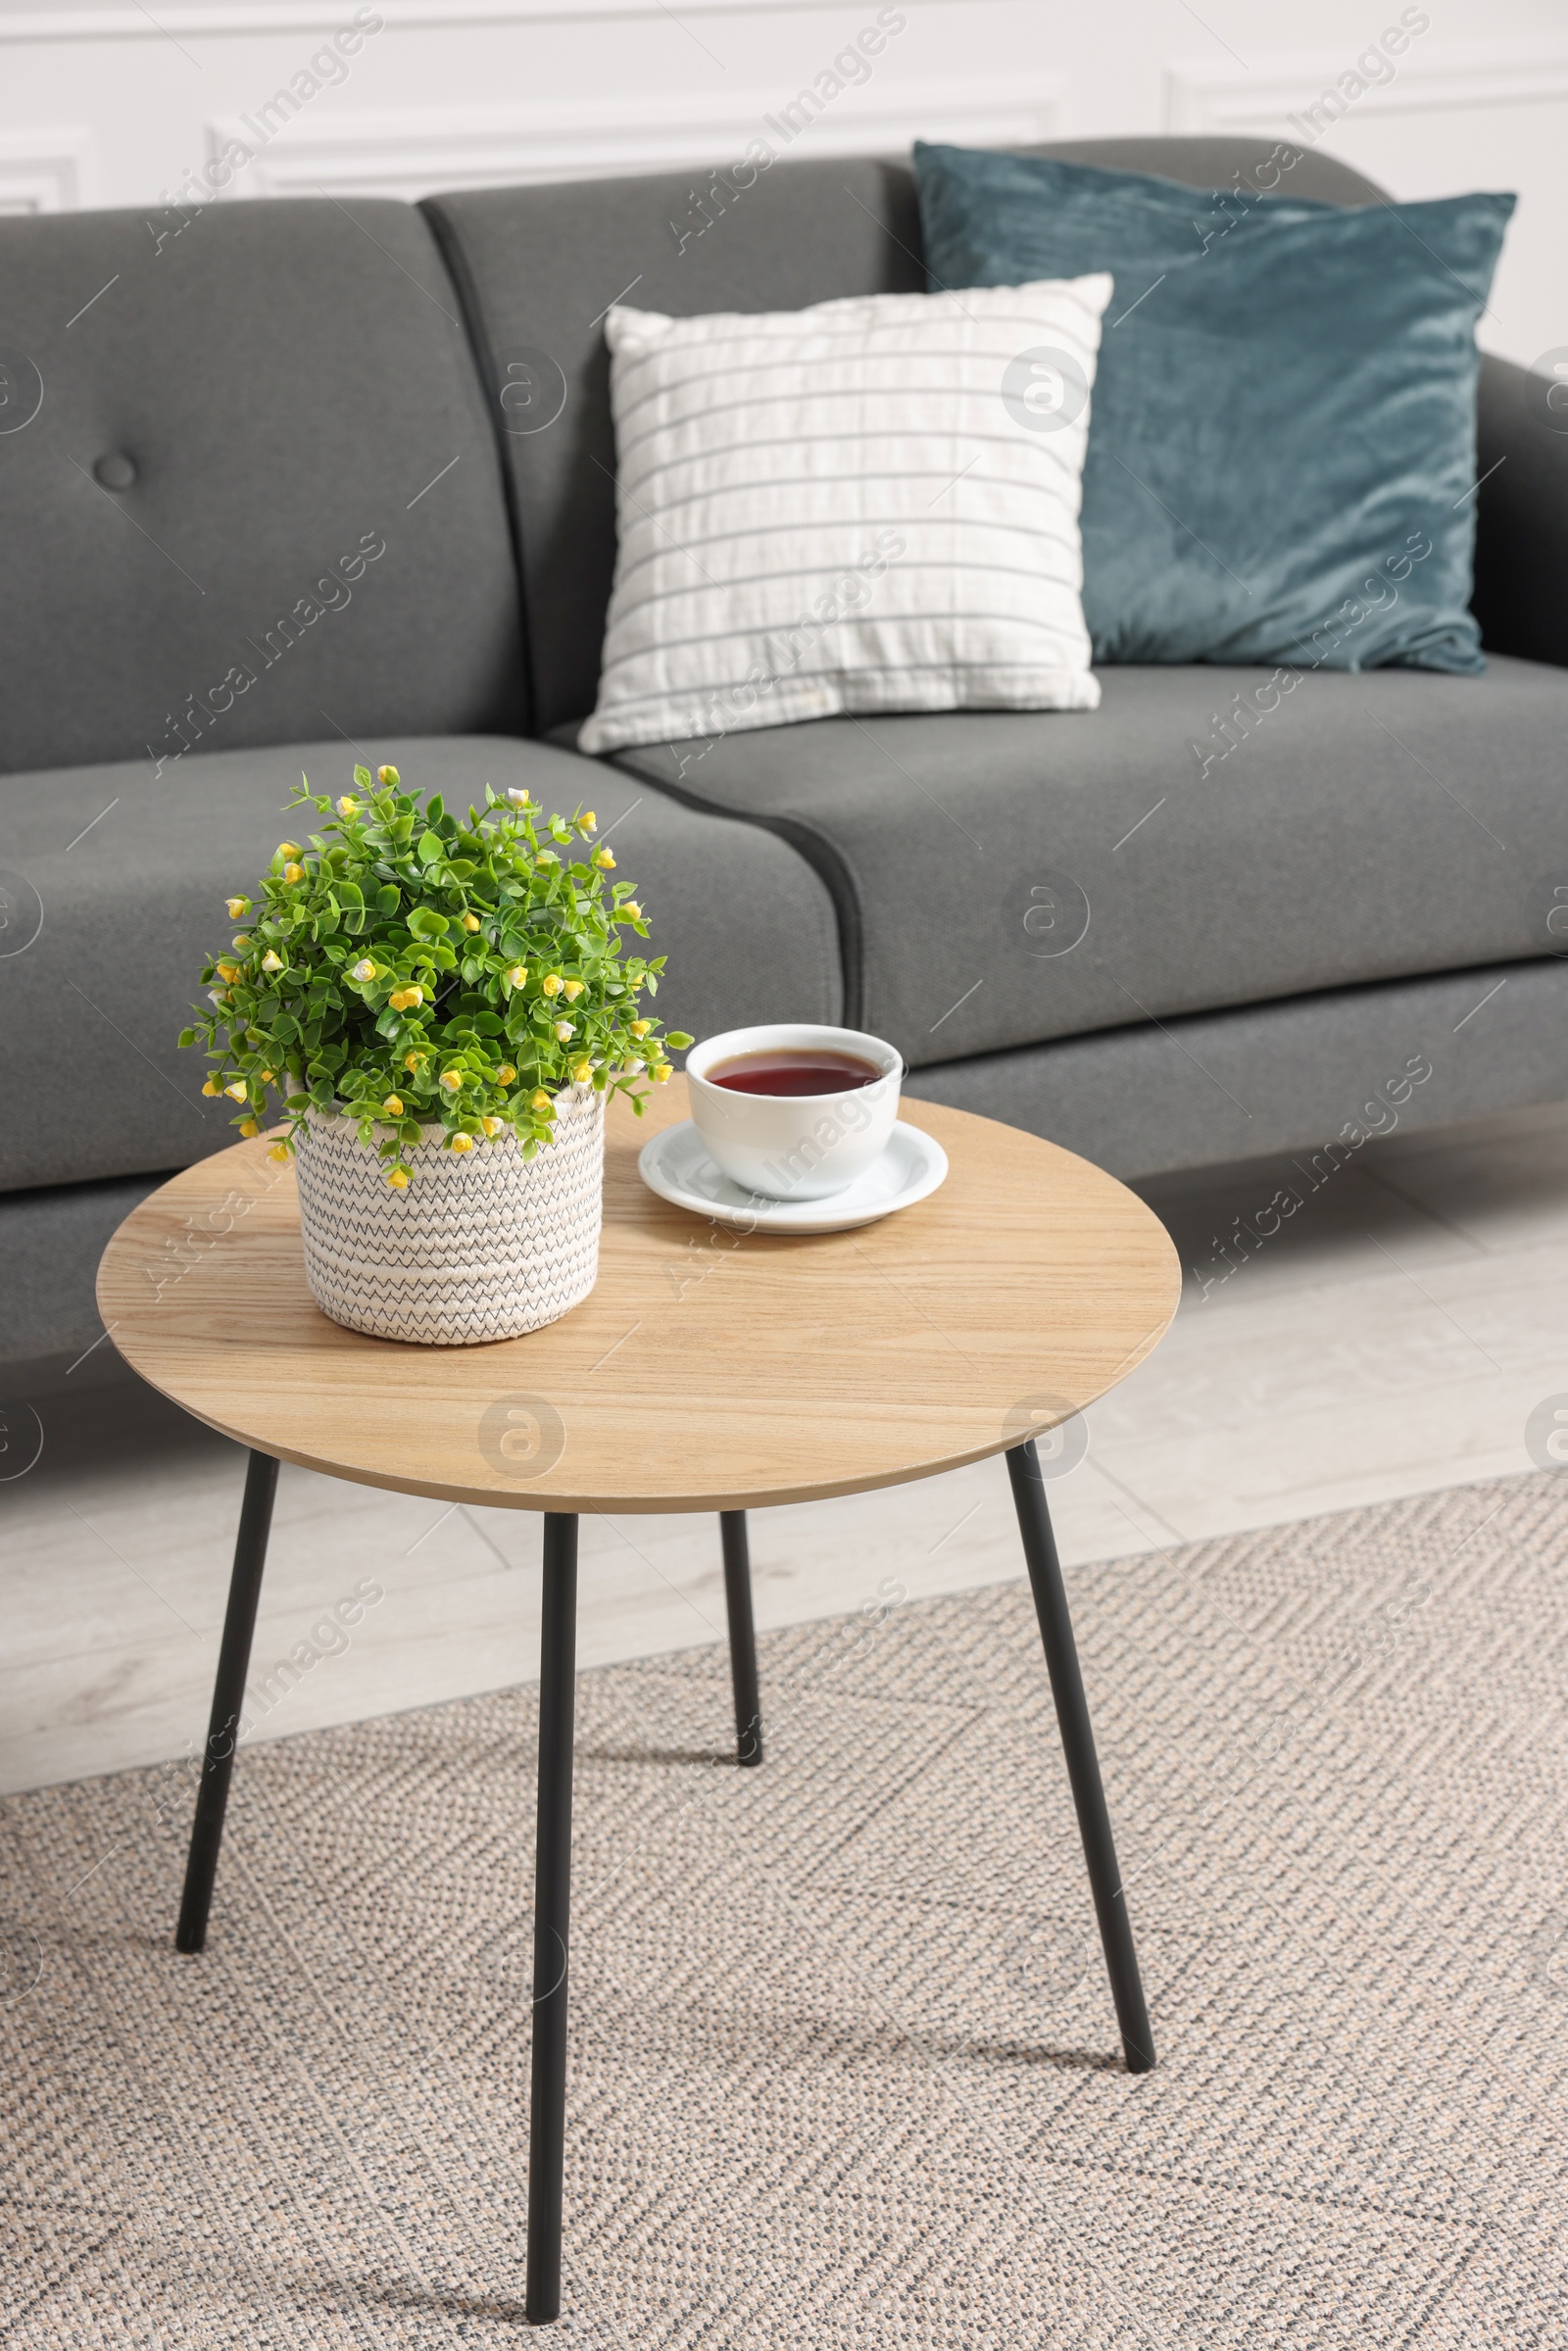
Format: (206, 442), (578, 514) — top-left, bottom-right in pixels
(0, 0), (1560, 367)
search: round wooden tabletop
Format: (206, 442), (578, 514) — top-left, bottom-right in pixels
(97, 1084), (1180, 1515)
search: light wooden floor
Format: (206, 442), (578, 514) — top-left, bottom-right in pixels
(4, 1099), (1567, 1795)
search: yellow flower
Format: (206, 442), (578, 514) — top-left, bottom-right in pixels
(276, 841), (300, 860)
(259, 1069), (276, 1086)
(592, 847), (614, 869)
(386, 1164), (411, 1189)
(282, 862), (305, 885)
(536, 850), (558, 867)
(506, 787), (530, 808)
(480, 1115), (504, 1138)
(261, 949), (283, 972)
(619, 901), (643, 922)
(462, 911), (481, 932)
(268, 1141), (291, 1162)
(541, 972), (562, 997)
(578, 810), (598, 834)
(225, 896), (249, 919)
(495, 1064), (516, 1086)
(388, 984), (425, 1012)
(337, 795), (359, 815)
(224, 1080), (248, 1102)
(654, 1062), (673, 1083)
(215, 960), (240, 984)
(404, 1051), (425, 1072)
(505, 964), (527, 991)
(376, 764), (400, 787)
(448, 1131), (474, 1153)
(629, 1019), (652, 1038)
(201, 1078), (220, 1097)
(382, 1094), (403, 1116)
(440, 1068), (464, 1093)
(562, 978), (584, 1002)
(569, 1060), (592, 1086)
(350, 957), (376, 983)
(554, 1019), (574, 1042)
(530, 1090), (553, 1112)
(231, 934), (252, 951)
(238, 1117), (260, 1138)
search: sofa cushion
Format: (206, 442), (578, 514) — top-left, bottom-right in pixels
(912, 144), (1512, 674)
(421, 138), (1387, 736)
(0, 200), (526, 776)
(600, 655), (1568, 1067)
(577, 276), (1111, 754)
(0, 738), (840, 1192)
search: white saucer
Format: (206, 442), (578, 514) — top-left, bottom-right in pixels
(638, 1118), (949, 1234)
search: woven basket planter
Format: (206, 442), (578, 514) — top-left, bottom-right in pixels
(294, 1087), (606, 1346)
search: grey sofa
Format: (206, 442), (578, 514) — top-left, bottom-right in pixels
(4, 136), (1566, 1394)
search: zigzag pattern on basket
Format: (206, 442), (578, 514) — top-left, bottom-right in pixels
(295, 1090), (606, 1345)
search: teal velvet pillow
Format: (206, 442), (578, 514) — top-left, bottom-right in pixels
(912, 144), (1515, 672)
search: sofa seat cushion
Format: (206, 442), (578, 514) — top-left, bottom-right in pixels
(602, 655), (1568, 1068)
(0, 737), (840, 1192)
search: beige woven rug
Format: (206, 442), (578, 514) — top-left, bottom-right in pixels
(5, 1470), (1568, 2347)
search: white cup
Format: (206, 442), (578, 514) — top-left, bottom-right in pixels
(685, 1023), (903, 1200)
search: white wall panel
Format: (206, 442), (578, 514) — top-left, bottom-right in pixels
(204, 79), (1058, 199)
(0, 127), (94, 213)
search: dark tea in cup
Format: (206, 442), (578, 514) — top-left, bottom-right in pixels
(708, 1049), (884, 1098)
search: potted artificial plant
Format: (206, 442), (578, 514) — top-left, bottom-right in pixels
(181, 763), (690, 1344)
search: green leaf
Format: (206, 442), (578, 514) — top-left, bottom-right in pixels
(176, 1026), (196, 1048)
(426, 795), (445, 822)
(376, 885), (401, 913)
(664, 1031), (694, 1050)
(417, 830), (444, 865)
(445, 858), (476, 881)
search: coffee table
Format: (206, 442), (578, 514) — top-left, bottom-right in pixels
(98, 1082), (1180, 2326)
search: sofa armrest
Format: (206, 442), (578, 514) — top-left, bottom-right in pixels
(1472, 353), (1568, 668)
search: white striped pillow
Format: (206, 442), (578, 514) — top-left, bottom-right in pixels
(577, 274), (1112, 757)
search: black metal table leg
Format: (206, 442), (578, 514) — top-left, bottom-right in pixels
(719, 1511), (763, 1767)
(1005, 1440), (1155, 2074)
(176, 1447), (279, 1953)
(526, 1512), (578, 2326)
